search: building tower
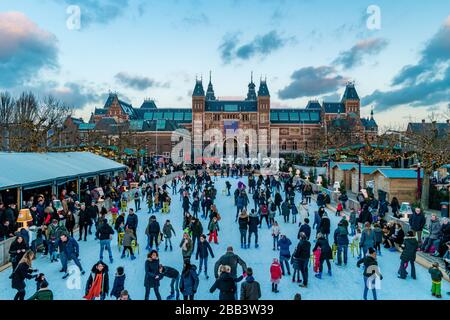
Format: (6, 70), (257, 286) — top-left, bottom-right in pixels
(192, 77), (205, 163)
(257, 77), (271, 156)
(341, 81), (360, 117)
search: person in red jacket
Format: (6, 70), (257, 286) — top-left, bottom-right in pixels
(270, 258), (282, 293)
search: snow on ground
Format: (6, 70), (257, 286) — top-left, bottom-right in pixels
(1, 177), (448, 300)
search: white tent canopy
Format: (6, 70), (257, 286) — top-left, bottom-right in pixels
(0, 152), (127, 190)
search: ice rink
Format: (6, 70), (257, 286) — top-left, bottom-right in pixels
(1, 177), (448, 300)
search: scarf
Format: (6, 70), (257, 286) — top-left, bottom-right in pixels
(84, 273), (103, 300)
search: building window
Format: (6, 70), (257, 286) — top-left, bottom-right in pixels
(304, 141), (308, 150)
(281, 140), (287, 150)
(292, 141), (298, 151)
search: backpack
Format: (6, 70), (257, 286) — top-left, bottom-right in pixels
(270, 203), (277, 212)
(261, 205), (268, 215)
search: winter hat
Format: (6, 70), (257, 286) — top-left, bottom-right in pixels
(368, 247), (376, 255)
(117, 266), (124, 275)
(40, 280), (49, 289)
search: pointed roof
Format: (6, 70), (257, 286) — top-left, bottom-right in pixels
(246, 72), (257, 101)
(341, 81), (360, 101)
(140, 99), (158, 109)
(205, 71), (216, 101)
(192, 78), (205, 97)
(306, 100), (321, 109)
(258, 78), (270, 97)
(103, 93), (136, 119)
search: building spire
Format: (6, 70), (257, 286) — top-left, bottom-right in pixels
(370, 106), (374, 119)
(205, 70), (216, 101)
(246, 71), (257, 101)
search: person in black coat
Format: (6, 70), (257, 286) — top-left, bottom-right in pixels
(11, 250), (37, 300)
(312, 233), (332, 278)
(145, 215), (161, 251)
(409, 208), (426, 244)
(125, 209), (138, 237)
(160, 265), (180, 300)
(398, 231), (419, 279)
(210, 265), (243, 301)
(358, 205), (373, 225)
(292, 233), (311, 287)
(77, 204), (90, 241)
(9, 235), (29, 277)
(196, 234), (215, 279)
(87, 201), (99, 236)
(318, 213), (331, 239)
(247, 210), (259, 248)
(238, 210), (249, 248)
(357, 248), (382, 300)
(84, 261), (109, 300)
(144, 250), (162, 300)
(298, 218), (311, 240)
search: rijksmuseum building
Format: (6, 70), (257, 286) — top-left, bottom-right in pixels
(64, 75), (378, 159)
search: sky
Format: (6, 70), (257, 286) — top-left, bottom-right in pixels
(0, 0), (449, 129)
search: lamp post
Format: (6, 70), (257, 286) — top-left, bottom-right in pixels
(417, 162), (422, 201)
(358, 156), (362, 192)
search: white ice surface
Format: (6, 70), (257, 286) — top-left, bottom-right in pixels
(1, 177), (448, 300)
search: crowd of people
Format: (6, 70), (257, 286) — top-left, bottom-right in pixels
(1, 162), (449, 300)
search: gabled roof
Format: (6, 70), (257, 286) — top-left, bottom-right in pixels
(370, 168), (424, 179)
(103, 94), (136, 119)
(361, 117), (378, 129)
(349, 165), (392, 174)
(306, 101), (322, 109)
(258, 80), (270, 97)
(193, 80), (205, 97)
(0, 152), (126, 190)
(331, 163), (357, 171)
(323, 102), (344, 113)
(341, 83), (360, 101)
(140, 100), (158, 109)
(270, 109), (321, 124)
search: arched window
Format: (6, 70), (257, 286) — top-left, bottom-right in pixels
(281, 140), (287, 151)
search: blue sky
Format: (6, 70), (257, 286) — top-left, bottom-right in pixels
(0, 0), (449, 128)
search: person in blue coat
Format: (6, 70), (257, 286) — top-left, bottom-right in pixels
(110, 266), (126, 299)
(57, 233), (85, 279)
(179, 262), (199, 300)
(277, 235), (292, 275)
(360, 222), (376, 256)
